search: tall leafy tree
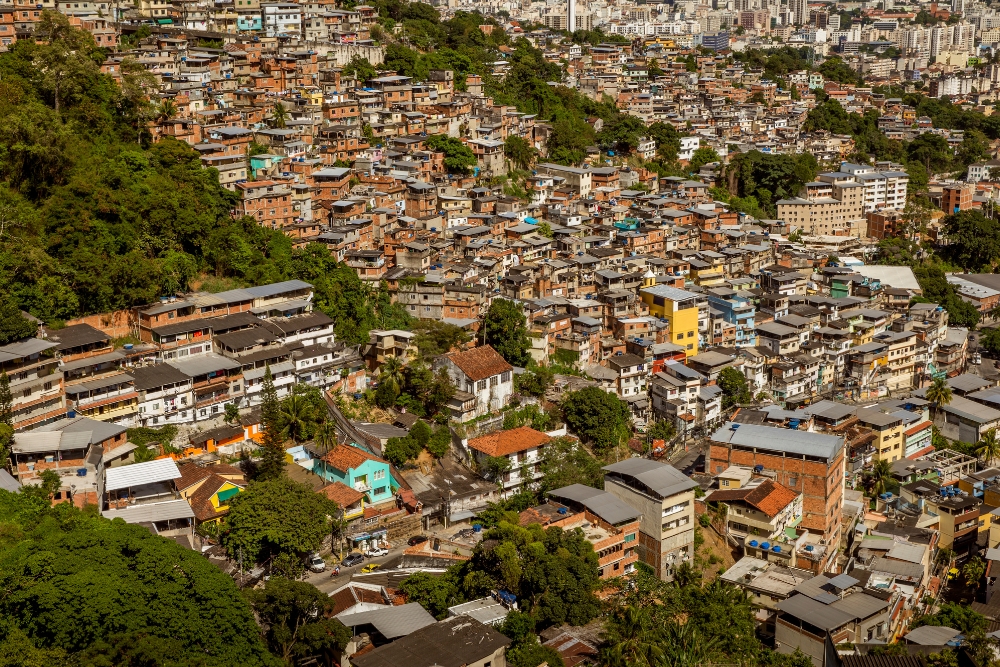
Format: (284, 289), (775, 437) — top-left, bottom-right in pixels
(0, 492), (273, 666)
(221, 476), (337, 564)
(256, 366), (286, 481)
(0, 301), (37, 344)
(561, 386), (631, 454)
(482, 299), (531, 367)
(425, 134), (477, 174)
(926, 376), (953, 421)
(247, 578), (351, 664)
(976, 428), (1000, 467)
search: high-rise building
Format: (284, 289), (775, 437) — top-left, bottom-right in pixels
(567, 0), (575, 33)
(789, 0), (806, 24)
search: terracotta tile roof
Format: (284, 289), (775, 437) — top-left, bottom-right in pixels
(707, 479), (799, 519)
(319, 481), (365, 507)
(188, 473), (243, 522)
(468, 426), (551, 457)
(444, 345), (513, 382)
(322, 444), (387, 472)
(176, 462), (245, 492)
(905, 420), (933, 437)
(176, 462), (216, 492)
(329, 584), (387, 616)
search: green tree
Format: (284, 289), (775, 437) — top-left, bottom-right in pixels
(963, 556), (987, 589)
(561, 386), (631, 454)
(981, 327), (1000, 356)
(867, 458), (893, 497)
(247, 578), (351, 665)
(33, 11), (102, 114)
(278, 390), (320, 445)
(270, 102), (289, 129)
(537, 436), (603, 494)
(717, 367), (751, 409)
(504, 135), (536, 170)
(482, 454), (512, 481)
(221, 476), (337, 565)
(427, 425), (451, 458)
(383, 435), (422, 467)
(942, 209), (1000, 271)
(412, 320), (470, 358)
(976, 428), (1000, 467)
(515, 366), (554, 397)
(410, 419), (432, 446)
(688, 146), (720, 172)
(255, 366), (287, 481)
(646, 420), (676, 444)
(398, 571), (461, 619)
(0, 491), (272, 666)
(342, 55), (377, 82)
(482, 299), (531, 366)
(224, 402), (240, 425)
(0, 300), (37, 344)
(601, 606), (664, 667)
(926, 376), (953, 420)
(426, 134), (477, 174)
(913, 602), (987, 634)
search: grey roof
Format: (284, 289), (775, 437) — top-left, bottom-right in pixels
(710, 423), (843, 462)
(547, 484), (641, 525)
(870, 557), (923, 580)
(104, 458), (181, 492)
(949, 373), (994, 394)
(351, 616), (511, 667)
(777, 594), (855, 630)
(166, 353), (242, 377)
(0, 338), (58, 363)
(64, 373), (134, 395)
(827, 573), (860, 590)
(0, 469), (21, 492)
(36, 416), (129, 444)
(130, 363), (192, 391)
(885, 542), (926, 564)
(102, 499), (195, 523)
(336, 602), (437, 639)
(602, 459), (697, 499)
(60, 350), (125, 372)
(903, 625), (961, 646)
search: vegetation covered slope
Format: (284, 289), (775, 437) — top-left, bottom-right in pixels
(0, 12), (407, 342)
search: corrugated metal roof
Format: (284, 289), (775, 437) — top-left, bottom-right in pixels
(104, 458), (181, 492)
(12, 430), (93, 454)
(166, 353), (242, 376)
(710, 422), (843, 462)
(102, 499), (195, 523)
(337, 602), (436, 639)
(547, 484), (641, 525)
(778, 594), (855, 630)
(602, 459), (698, 499)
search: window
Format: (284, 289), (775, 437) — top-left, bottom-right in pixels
(477, 380), (487, 391)
(624, 533), (636, 543)
(373, 469), (385, 481)
(374, 486), (386, 496)
(501, 371), (511, 383)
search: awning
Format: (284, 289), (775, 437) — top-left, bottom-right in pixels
(449, 510), (476, 522)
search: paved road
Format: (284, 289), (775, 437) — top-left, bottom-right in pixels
(303, 543), (410, 594)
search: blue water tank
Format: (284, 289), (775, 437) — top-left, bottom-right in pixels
(749, 540), (759, 547)
(473, 524), (482, 533)
(77, 468), (87, 477)
(772, 545), (781, 553)
(760, 542), (770, 550)
(805, 545), (814, 552)
(557, 507), (568, 514)
(788, 419), (800, 430)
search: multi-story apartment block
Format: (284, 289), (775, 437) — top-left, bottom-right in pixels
(523, 484), (642, 579)
(1, 338), (65, 431)
(602, 458), (698, 580)
(466, 426), (550, 498)
(710, 422), (844, 572)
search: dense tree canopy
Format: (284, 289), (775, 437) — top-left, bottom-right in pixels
(0, 491), (273, 665)
(0, 15), (407, 343)
(561, 386), (632, 454)
(482, 299), (532, 367)
(221, 477), (338, 564)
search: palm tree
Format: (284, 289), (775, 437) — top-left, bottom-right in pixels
(926, 376), (953, 419)
(314, 420), (337, 455)
(869, 458), (893, 497)
(156, 99), (177, 122)
(662, 621), (720, 667)
(977, 427), (1000, 467)
(963, 556), (987, 589)
(270, 102), (289, 129)
(380, 355), (405, 393)
(277, 393), (316, 444)
(600, 606), (665, 667)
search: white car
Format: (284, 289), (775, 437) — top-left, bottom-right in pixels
(367, 547), (388, 558)
(306, 552), (326, 572)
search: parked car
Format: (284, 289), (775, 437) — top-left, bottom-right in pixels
(306, 552), (326, 573)
(368, 547), (388, 557)
(361, 563), (381, 573)
(341, 553), (365, 567)
(408, 535), (429, 546)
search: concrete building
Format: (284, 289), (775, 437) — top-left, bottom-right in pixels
(602, 458), (698, 581)
(709, 422), (845, 572)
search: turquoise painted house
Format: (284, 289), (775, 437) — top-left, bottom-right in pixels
(313, 443), (395, 505)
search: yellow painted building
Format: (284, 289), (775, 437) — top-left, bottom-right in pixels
(856, 408), (904, 463)
(640, 282), (702, 356)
